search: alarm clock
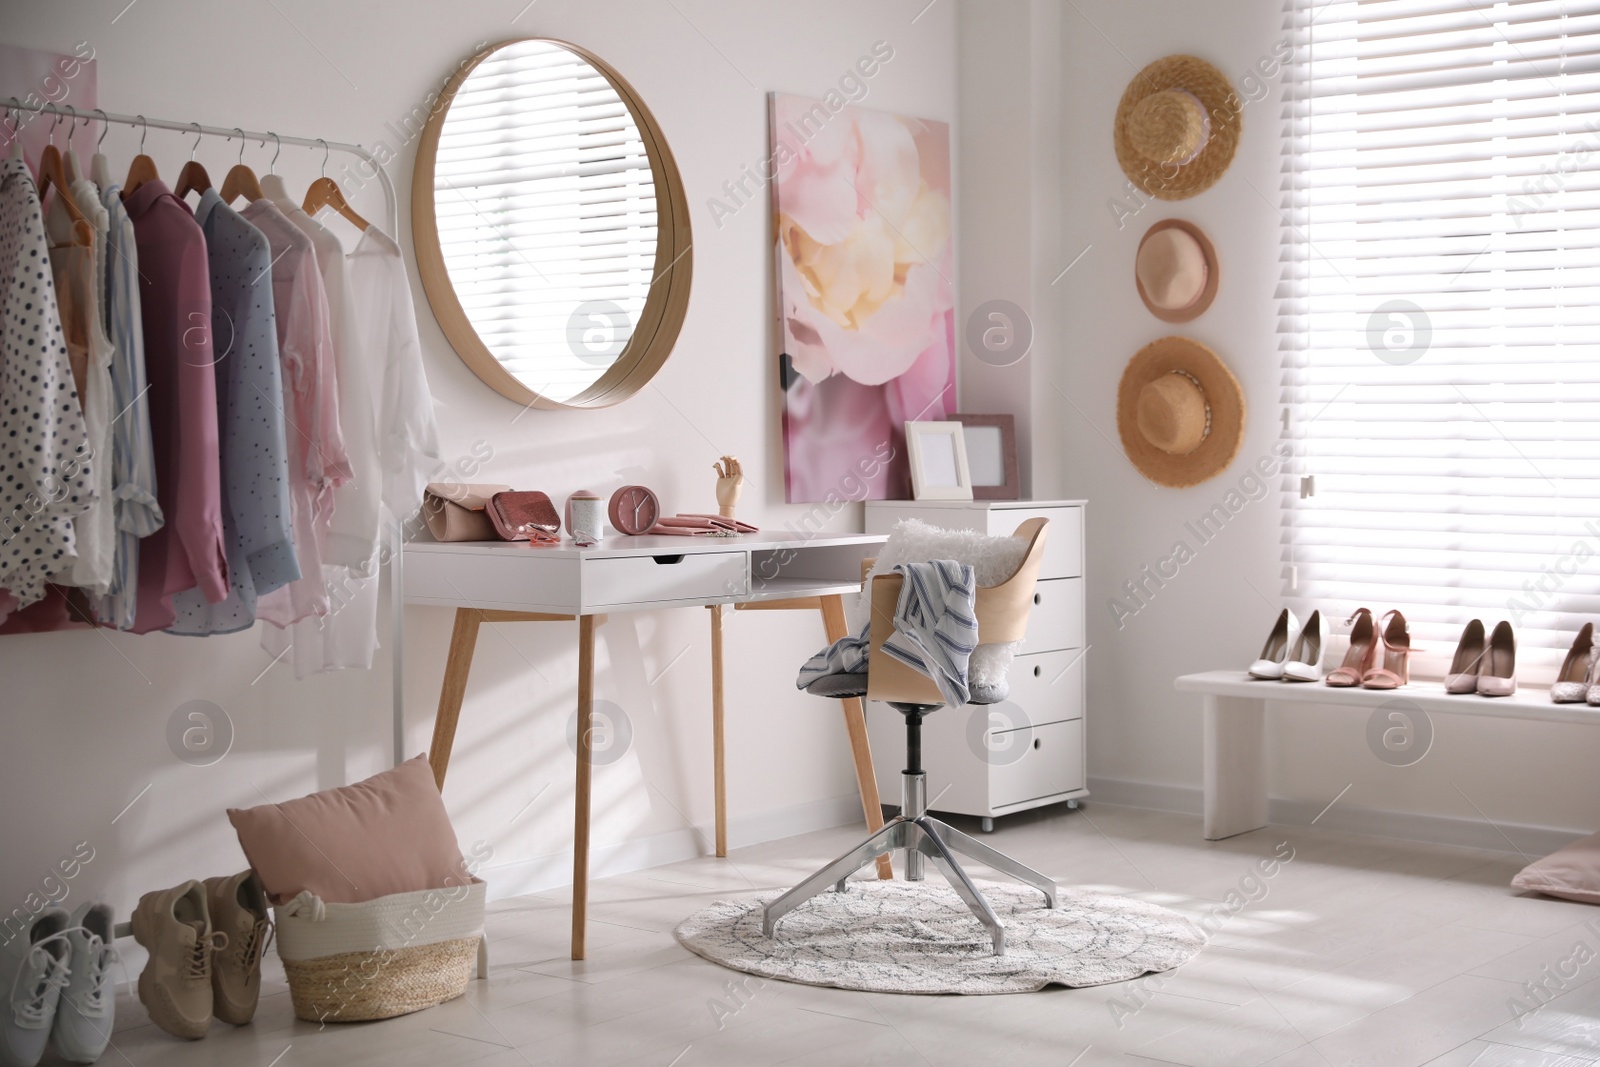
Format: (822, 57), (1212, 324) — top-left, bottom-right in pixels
(608, 485), (661, 536)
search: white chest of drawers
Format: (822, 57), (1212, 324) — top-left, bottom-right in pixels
(863, 500), (1089, 829)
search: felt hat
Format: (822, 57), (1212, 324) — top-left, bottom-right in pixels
(1116, 336), (1244, 488)
(1114, 54), (1241, 201)
(1135, 219), (1218, 322)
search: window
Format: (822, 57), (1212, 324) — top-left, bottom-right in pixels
(1281, 0), (1600, 668)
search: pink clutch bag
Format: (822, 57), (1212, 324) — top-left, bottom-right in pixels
(486, 491), (562, 545)
(647, 514), (760, 536)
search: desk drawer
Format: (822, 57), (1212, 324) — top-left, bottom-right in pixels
(1019, 578), (1084, 652)
(986, 506), (1082, 579)
(582, 551), (748, 608)
(1006, 650), (1085, 726)
(990, 717), (1085, 809)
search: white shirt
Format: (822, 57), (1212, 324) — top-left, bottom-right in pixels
(0, 160), (94, 606)
(261, 221), (444, 675)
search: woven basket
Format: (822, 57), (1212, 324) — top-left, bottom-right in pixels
(274, 879), (485, 1023)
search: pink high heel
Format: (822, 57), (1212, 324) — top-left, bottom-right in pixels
(1325, 608), (1377, 687)
(1361, 610), (1410, 690)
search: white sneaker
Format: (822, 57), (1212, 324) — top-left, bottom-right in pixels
(51, 903), (116, 1064)
(1248, 608), (1300, 679)
(0, 909), (72, 1067)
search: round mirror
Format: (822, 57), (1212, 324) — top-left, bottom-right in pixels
(414, 39), (692, 409)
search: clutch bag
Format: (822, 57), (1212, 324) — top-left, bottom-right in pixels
(487, 491), (562, 545)
(422, 483), (512, 542)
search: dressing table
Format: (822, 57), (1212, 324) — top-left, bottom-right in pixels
(397, 531), (891, 959)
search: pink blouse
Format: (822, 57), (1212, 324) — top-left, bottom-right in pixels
(125, 180), (228, 633)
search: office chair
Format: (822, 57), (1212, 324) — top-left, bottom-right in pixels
(764, 518), (1058, 955)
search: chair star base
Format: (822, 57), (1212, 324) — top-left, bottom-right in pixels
(761, 771), (1058, 956)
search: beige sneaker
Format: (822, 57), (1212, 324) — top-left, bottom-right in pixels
(202, 872), (272, 1025)
(129, 882), (224, 1040)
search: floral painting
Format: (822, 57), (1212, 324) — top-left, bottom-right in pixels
(770, 93), (955, 503)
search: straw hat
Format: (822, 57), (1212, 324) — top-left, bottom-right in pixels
(1114, 55), (1241, 201)
(1135, 219), (1218, 322)
(1116, 337), (1244, 488)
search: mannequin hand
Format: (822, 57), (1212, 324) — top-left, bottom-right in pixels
(713, 455), (744, 513)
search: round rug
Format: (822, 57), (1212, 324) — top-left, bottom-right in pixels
(673, 878), (1205, 995)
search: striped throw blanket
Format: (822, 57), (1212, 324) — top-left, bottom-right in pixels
(796, 560), (977, 707)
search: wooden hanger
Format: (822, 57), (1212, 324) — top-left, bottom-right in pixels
(219, 128), (263, 205)
(36, 112), (92, 246)
(173, 122), (212, 200)
(121, 114), (159, 199)
(301, 139), (368, 230)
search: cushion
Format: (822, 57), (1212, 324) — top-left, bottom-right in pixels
(855, 519), (1031, 690)
(1512, 831), (1600, 904)
(804, 674), (869, 699)
(227, 755), (468, 906)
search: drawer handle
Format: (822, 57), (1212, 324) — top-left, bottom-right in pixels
(1033, 593), (1042, 605)
(1033, 737), (1042, 750)
(1033, 665), (1042, 677)
(652, 555), (685, 565)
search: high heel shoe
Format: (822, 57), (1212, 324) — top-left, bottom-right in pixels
(1249, 608), (1300, 680)
(1445, 619), (1486, 694)
(1362, 610), (1410, 689)
(1282, 610), (1324, 682)
(1478, 621), (1517, 697)
(1552, 623), (1594, 703)
(1326, 608), (1377, 687)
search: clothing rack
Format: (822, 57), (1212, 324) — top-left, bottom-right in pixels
(6, 98), (410, 770)
(4, 99), (399, 240)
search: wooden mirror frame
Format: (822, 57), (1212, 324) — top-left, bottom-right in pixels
(413, 39), (693, 410)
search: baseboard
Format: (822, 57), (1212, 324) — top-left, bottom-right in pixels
(476, 792), (866, 901)
(1086, 776), (1587, 857)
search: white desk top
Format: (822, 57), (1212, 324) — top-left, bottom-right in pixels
(401, 531), (886, 614)
(403, 531), (885, 559)
(1176, 669), (1600, 726)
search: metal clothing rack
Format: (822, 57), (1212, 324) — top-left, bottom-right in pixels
(6, 98), (410, 767)
(4, 99), (399, 236)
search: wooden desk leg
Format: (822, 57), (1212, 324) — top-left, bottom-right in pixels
(429, 608), (483, 791)
(572, 614), (598, 961)
(709, 604), (728, 858)
(1203, 694), (1268, 841)
(819, 594), (893, 880)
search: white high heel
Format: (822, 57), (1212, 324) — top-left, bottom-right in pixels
(1282, 610), (1324, 682)
(1249, 608), (1300, 680)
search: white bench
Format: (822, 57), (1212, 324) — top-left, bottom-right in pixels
(1175, 670), (1600, 840)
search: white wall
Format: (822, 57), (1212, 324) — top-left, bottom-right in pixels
(0, 0), (958, 922)
(1035, 0), (1600, 847)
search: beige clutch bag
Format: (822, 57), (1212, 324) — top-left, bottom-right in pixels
(422, 483), (513, 542)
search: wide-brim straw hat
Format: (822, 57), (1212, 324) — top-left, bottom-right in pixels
(1136, 219), (1218, 323)
(1114, 55), (1241, 201)
(1116, 336), (1244, 488)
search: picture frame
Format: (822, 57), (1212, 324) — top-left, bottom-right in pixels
(950, 413), (1019, 500)
(905, 421), (974, 501)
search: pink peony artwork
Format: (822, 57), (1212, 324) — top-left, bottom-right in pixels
(770, 93), (956, 503)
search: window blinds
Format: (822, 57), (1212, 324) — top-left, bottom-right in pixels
(1281, 0), (1600, 666)
(434, 39), (659, 403)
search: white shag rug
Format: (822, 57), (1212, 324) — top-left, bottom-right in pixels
(674, 878), (1204, 995)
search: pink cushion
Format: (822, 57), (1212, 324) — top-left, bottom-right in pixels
(227, 755), (469, 905)
(1512, 831), (1600, 904)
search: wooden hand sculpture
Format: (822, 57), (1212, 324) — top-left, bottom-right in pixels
(713, 455), (744, 519)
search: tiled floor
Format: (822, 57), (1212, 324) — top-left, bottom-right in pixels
(83, 804), (1600, 1066)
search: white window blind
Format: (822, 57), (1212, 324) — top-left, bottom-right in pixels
(1281, 0), (1600, 668)
(434, 39), (658, 402)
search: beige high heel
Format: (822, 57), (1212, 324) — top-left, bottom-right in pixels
(1445, 619), (1485, 695)
(1361, 610), (1410, 690)
(1552, 623), (1594, 704)
(1325, 608), (1377, 687)
(1478, 621), (1517, 697)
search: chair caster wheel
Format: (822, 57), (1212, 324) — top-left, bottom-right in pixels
(980, 818), (994, 833)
